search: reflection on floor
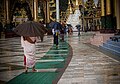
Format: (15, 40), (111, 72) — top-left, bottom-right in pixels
(0, 32), (120, 84)
(0, 36), (53, 83)
(58, 32), (120, 84)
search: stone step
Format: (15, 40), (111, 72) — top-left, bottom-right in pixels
(103, 43), (120, 52)
(100, 45), (120, 57)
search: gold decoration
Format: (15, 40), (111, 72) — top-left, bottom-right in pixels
(106, 0), (111, 15)
(101, 0), (105, 16)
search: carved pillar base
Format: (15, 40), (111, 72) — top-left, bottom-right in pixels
(106, 15), (114, 29)
(101, 16), (106, 29)
(101, 14), (116, 33)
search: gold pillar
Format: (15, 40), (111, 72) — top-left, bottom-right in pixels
(34, 0), (38, 21)
(106, 0), (111, 15)
(114, 0), (116, 16)
(46, 1), (50, 23)
(101, 0), (105, 16)
(116, 0), (120, 29)
(75, 0), (79, 9)
(76, 0), (78, 5)
(68, 0), (72, 14)
(44, 1), (47, 23)
(70, 6), (72, 14)
(31, 0), (34, 17)
(6, 0), (10, 22)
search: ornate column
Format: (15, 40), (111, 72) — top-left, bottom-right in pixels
(33, 0), (38, 21)
(6, 0), (10, 23)
(100, 0), (115, 33)
(114, 0), (116, 16)
(56, 0), (59, 22)
(101, 0), (105, 16)
(116, 0), (120, 29)
(82, 0), (85, 31)
(75, 0), (79, 9)
(31, 0), (34, 18)
(45, 0), (50, 28)
(105, 0), (114, 31)
(100, 0), (105, 30)
(76, 0), (78, 6)
(69, 5), (72, 14)
(46, 1), (50, 23)
(106, 0), (111, 15)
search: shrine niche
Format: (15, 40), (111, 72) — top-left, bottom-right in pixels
(11, 0), (32, 26)
(13, 8), (28, 25)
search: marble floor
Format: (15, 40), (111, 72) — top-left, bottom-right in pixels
(0, 36), (53, 83)
(0, 32), (120, 84)
(58, 32), (120, 84)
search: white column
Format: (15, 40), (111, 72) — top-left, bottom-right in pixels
(56, 0), (59, 22)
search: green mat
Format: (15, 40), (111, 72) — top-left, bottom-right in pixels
(7, 72), (59, 84)
(41, 55), (64, 60)
(35, 61), (65, 69)
(7, 41), (70, 84)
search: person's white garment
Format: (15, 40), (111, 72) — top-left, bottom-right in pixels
(21, 36), (38, 68)
(52, 28), (55, 35)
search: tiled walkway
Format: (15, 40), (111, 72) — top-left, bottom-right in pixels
(58, 32), (120, 84)
(0, 36), (53, 83)
(0, 32), (120, 84)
